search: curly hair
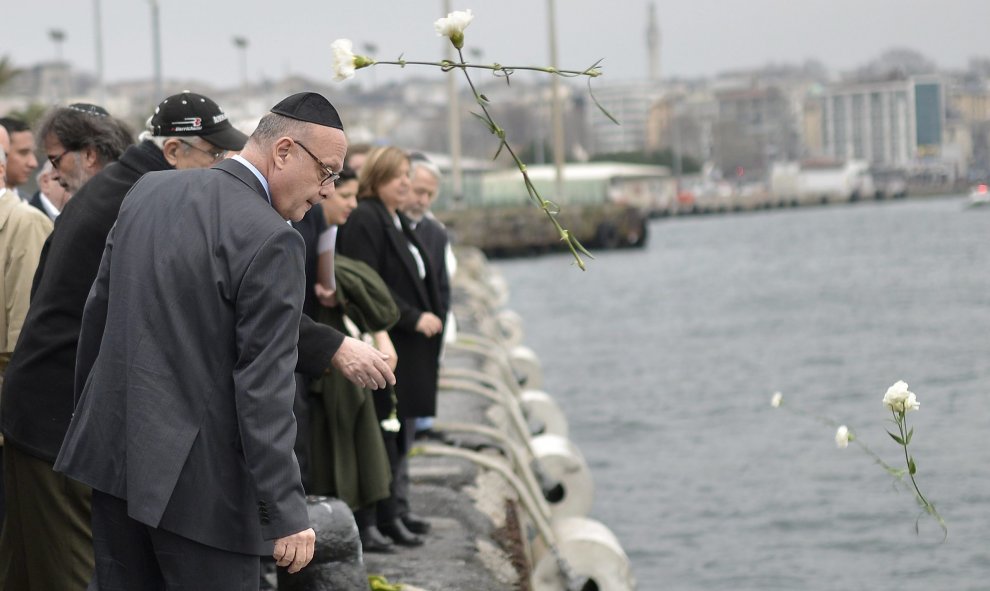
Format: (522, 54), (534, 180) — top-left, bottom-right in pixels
(35, 107), (134, 166)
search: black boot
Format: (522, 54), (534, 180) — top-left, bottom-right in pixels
(378, 519), (424, 546)
(359, 525), (395, 553)
(401, 512), (432, 535)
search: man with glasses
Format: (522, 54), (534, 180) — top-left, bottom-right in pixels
(0, 92), (240, 591)
(52, 92), (393, 589)
(35, 104), (133, 195)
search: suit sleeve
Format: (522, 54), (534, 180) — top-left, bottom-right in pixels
(296, 314), (344, 377)
(232, 228), (309, 540)
(4, 215), (53, 351)
(74, 223), (114, 405)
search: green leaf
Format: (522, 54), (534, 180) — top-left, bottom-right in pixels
(908, 456), (917, 475)
(906, 427), (914, 445)
(587, 77), (620, 125)
(887, 431), (905, 446)
(470, 111), (496, 134)
(479, 94), (489, 104)
(492, 140), (505, 161)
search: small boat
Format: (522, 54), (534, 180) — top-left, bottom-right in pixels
(969, 184), (990, 207)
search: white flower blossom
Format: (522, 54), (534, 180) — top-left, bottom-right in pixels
(381, 416), (401, 433)
(835, 425), (850, 448)
(331, 39), (357, 80)
(882, 380), (920, 414)
(770, 392), (782, 408)
(434, 9), (474, 49)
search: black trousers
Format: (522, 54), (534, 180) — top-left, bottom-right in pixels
(89, 490), (260, 591)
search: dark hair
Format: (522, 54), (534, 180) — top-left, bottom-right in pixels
(0, 117), (30, 134)
(334, 167), (357, 187)
(36, 108), (133, 166)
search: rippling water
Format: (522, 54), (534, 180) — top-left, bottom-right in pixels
(494, 197), (990, 590)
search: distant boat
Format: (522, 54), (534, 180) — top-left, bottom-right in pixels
(968, 184), (990, 207)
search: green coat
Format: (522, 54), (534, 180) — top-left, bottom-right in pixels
(307, 256), (399, 510)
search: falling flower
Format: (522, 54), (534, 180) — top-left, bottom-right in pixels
(770, 392), (782, 408)
(331, 38), (375, 81)
(434, 9), (474, 49)
(882, 380), (920, 414)
(835, 425), (851, 448)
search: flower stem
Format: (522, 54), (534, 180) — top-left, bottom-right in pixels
(893, 410), (947, 539)
(373, 60), (600, 78)
(451, 48), (591, 270)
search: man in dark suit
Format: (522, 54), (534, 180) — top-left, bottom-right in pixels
(54, 93), (393, 589)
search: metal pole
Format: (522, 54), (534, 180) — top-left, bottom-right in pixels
(444, 0), (464, 205)
(149, 0), (163, 101)
(233, 37), (249, 98)
(93, 0), (105, 105)
(547, 0), (565, 202)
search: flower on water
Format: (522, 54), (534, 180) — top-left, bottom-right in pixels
(770, 392), (782, 408)
(331, 39), (375, 81)
(835, 425), (851, 448)
(434, 9), (474, 49)
(882, 380), (920, 414)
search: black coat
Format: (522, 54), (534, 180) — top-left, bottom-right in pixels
(336, 197), (443, 418)
(413, 216), (451, 321)
(1, 142), (343, 464)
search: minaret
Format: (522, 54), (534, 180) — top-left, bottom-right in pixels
(647, 2), (661, 81)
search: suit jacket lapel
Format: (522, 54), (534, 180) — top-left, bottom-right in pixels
(371, 199), (432, 310)
(214, 159), (270, 204)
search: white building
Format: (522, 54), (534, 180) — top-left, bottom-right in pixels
(820, 76), (945, 166)
(586, 80), (664, 155)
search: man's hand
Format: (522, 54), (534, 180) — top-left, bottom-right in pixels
(273, 528), (316, 574)
(415, 312), (444, 338)
(330, 336), (396, 389)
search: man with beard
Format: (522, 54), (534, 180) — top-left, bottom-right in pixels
(36, 104), (133, 195)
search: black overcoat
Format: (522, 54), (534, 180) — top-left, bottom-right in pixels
(335, 197), (443, 418)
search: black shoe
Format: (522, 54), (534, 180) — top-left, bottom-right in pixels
(378, 519), (424, 546)
(359, 525), (395, 553)
(401, 512), (432, 535)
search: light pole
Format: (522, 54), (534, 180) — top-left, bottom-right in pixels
(443, 0), (463, 204)
(93, 0), (106, 104)
(547, 0), (565, 202)
(148, 0), (163, 101)
(233, 36), (249, 96)
(48, 29), (67, 102)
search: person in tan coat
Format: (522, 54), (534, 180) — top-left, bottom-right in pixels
(0, 144), (52, 352)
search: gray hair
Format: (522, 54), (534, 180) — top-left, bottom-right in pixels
(35, 160), (53, 182)
(410, 157), (442, 183)
(249, 113), (312, 147)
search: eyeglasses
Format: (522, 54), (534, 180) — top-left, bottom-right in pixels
(178, 139), (227, 162)
(293, 139), (340, 186)
(48, 150), (71, 168)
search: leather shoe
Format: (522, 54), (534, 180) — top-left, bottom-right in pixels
(378, 519), (424, 546)
(401, 512), (432, 535)
(359, 526), (395, 553)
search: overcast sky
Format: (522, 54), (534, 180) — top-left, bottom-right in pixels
(5, 1), (990, 90)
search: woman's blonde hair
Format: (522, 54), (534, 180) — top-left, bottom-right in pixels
(357, 146), (410, 199)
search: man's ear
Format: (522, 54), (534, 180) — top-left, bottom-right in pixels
(273, 137), (293, 170)
(81, 145), (103, 171)
(161, 138), (181, 166)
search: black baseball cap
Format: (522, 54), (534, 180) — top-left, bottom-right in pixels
(150, 91), (248, 151)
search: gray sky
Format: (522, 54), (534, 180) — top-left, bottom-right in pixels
(5, 1), (990, 90)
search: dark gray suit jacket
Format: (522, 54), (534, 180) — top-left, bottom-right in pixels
(55, 159), (309, 555)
